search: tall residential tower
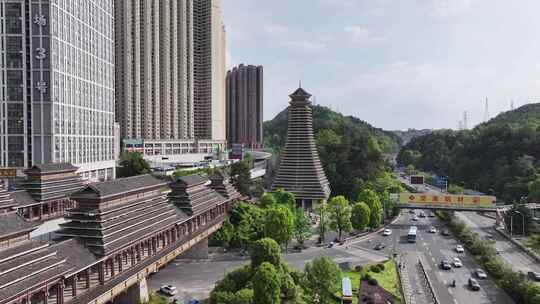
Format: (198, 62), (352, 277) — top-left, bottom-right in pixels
(226, 64), (264, 149)
(193, 0), (226, 141)
(0, 0), (116, 181)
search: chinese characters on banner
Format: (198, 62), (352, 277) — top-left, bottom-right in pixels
(399, 193), (495, 208)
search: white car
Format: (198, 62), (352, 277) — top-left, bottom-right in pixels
(453, 257), (463, 267)
(160, 285), (178, 296)
(428, 226), (437, 233)
(383, 229), (392, 236)
(455, 245), (465, 253)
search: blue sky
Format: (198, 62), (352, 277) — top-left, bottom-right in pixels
(222, 0), (540, 130)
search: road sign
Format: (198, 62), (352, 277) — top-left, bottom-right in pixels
(399, 193), (496, 208)
(0, 168), (17, 177)
(410, 175), (424, 185)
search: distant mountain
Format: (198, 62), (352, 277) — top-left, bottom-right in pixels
(398, 103), (540, 202)
(264, 105), (402, 153)
(391, 129), (433, 145)
(264, 105), (402, 198)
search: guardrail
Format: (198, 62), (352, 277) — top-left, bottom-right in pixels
(417, 258), (439, 304)
(494, 227), (540, 263)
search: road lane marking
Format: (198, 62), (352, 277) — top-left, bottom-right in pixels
(454, 299), (459, 304)
(448, 288), (453, 294)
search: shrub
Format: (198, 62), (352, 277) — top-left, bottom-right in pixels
(368, 278), (378, 286)
(370, 265), (381, 273)
(354, 265), (363, 272)
(364, 273), (372, 281)
(377, 263), (385, 271)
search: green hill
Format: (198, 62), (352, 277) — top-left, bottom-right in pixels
(264, 105), (402, 198)
(398, 103), (540, 202)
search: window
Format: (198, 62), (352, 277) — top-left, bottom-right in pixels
(6, 71), (23, 101)
(5, 3), (22, 34)
(7, 104), (24, 134)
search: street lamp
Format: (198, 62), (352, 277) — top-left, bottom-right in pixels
(515, 211), (525, 236)
(510, 210), (526, 237)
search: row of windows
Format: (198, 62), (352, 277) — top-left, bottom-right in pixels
(51, 0), (113, 41)
(52, 71), (114, 112)
(53, 104), (113, 136)
(54, 136), (113, 164)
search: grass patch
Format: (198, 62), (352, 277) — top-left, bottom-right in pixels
(522, 236), (540, 256)
(148, 293), (169, 304)
(367, 261), (401, 302)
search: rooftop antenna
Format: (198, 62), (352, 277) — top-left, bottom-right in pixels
(299, 80), (302, 88)
(463, 111), (468, 130)
(483, 97), (489, 122)
(511, 100), (515, 110)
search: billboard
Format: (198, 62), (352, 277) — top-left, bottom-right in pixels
(0, 168), (17, 177)
(399, 193), (496, 208)
(410, 175), (424, 185)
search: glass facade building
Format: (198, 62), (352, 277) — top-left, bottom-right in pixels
(0, 0), (115, 181)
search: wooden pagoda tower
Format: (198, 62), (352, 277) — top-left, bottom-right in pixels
(271, 87), (331, 210)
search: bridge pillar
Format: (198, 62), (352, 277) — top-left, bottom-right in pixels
(114, 277), (149, 304)
(179, 237), (209, 260)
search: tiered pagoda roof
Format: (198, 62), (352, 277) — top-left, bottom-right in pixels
(169, 175), (226, 216)
(58, 175), (179, 256)
(18, 163), (83, 203)
(0, 182), (38, 241)
(209, 169), (241, 200)
(271, 87), (331, 201)
(0, 181), (16, 211)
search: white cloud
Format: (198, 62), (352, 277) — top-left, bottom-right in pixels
(430, 0), (474, 17)
(264, 24), (289, 36)
(344, 26), (371, 43)
(285, 40), (327, 53)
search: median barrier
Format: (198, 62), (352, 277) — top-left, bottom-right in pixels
(417, 258), (439, 304)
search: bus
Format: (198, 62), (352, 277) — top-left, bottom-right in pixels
(408, 226), (418, 243)
(341, 277), (353, 304)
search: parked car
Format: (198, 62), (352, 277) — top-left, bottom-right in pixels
(468, 278), (481, 291)
(419, 212), (426, 218)
(442, 230), (450, 236)
(328, 242), (334, 248)
(160, 285), (178, 296)
(440, 259), (452, 270)
(374, 243), (386, 250)
(475, 268), (488, 279)
(428, 226), (437, 233)
(455, 245), (465, 253)
(383, 229), (392, 236)
(428, 212), (436, 218)
(452, 257), (463, 268)
(528, 271), (540, 282)
(409, 210), (416, 214)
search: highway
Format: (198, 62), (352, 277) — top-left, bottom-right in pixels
(349, 211), (515, 304)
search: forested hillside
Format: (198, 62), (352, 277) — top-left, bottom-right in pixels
(264, 105), (402, 198)
(398, 104), (540, 202)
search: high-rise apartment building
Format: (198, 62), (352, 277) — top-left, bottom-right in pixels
(115, 0), (194, 141)
(0, 0), (116, 181)
(193, 0), (226, 141)
(226, 64), (263, 148)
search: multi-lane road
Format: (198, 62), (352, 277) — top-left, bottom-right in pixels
(349, 211), (515, 304)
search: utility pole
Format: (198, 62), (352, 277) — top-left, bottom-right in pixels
(463, 111), (468, 130)
(483, 98), (489, 122)
(511, 100), (515, 111)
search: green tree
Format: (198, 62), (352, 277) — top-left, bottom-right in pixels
(315, 203), (328, 244)
(213, 217), (234, 247)
(264, 205), (294, 249)
(274, 188), (296, 208)
(253, 262), (280, 304)
(303, 257), (341, 304)
(293, 208), (312, 247)
(117, 152), (151, 177)
(356, 189), (383, 228)
(260, 192), (277, 208)
(351, 202), (370, 231)
(327, 196), (353, 241)
(228, 203), (265, 249)
(405, 164), (416, 176)
(231, 158), (253, 196)
(399, 149), (422, 167)
(250, 238), (281, 268)
(528, 176), (540, 202)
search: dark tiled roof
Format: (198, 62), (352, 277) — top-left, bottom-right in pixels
(169, 179), (226, 216)
(289, 87), (312, 100)
(0, 212), (38, 239)
(25, 163), (78, 174)
(74, 174), (166, 199)
(177, 174), (207, 187)
(0, 241), (48, 263)
(209, 170), (241, 200)
(10, 190), (39, 207)
(53, 238), (99, 275)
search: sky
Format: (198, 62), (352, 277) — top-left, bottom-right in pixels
(221, 0), (540, 130)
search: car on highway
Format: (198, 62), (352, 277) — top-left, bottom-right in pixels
(412, 216), (419, 221)
(468, 278), (481, 291)
(442, 229), (451, 236)
(452, 257), (463, 267)
(440, 259), (452, 270)
(455, 245), (465, 253)
(160, 285), (178, 296)
(419, 212), (426, 218)
(428, 212), (436, 218)
(528, 271), (540, 282)
(475, 268), (488, 279)
(428, 226), (437, 233)
(408, 210), (416, 214)
(382, 229), (392, 236)
(374, 243), (386, 250)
